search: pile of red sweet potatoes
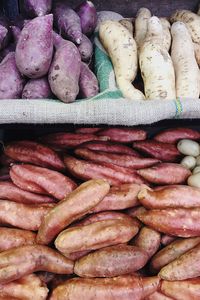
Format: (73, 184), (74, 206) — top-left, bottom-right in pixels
(1, 126), (200, 299)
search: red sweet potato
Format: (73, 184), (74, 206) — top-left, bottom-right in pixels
(98, 128), (147, 143)
(79, 140), (140, 156)
(134, 226), (161, 258)
(55, 217), (139, 254)
(126, 206), (147, 218)
(10, 164), (77, 200)
(90, 183), (142, 213)
(36, 179), (110, 245)
(0, 274), (49, 300)
(133, 140), (181, 162)
(154, 127), (200, 144)
(0, 245), (74, 284)
(50, 275), (160, 300)
(138, 185), (200, 208)
(0, 181), (54, 204)
(150, 237), (200, 273)
(75, 147), (159, 169)
(161, 235), (176, 246)
(138, 163), (191, 185)
(74, 244), (149, 277)
(5, 140), (65, 171)
(75, 127), (102, 134)
(64, 156), (146, 185)
(159, 244), (200, 280)
(161, 278), (200, 300)
(16, 14), (53, 78)
(0, 228), (36, 252)
(138, 208), (200, 237)
(0, 200), (53, 231)
(145, 291), (173, 300)
(40, 132), (109, 149)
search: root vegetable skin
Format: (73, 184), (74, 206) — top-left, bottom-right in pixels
(75, 147), (160, 169)
(0, 200), (53, 231)
(22, 0), (52, 17)
(139, 17), (176, 100)
(138, 185), (200, 209)
(0, 52), (25, 99)
(145, 291), (173, 300)
(10, 164), (77, 200)
(138, 163), (191, 185)
(0, 228), (36, 252)
(36, 179), (110, 245)
(160, 18), (171, 52)
(134, 8), (151, 48)
(150, 237), (200, 273)
(98, 128), (147, 143)
(138, 208), (200, 237)
(50, 275), (160, 300)
(55, 217), (139, 254)
(48, 40), (81, 103)
(64, 156), (146, 185)
(134, 226), (161, 258)
(159, 244), (200, 280)
(154, 127), (200, 144)
(22, 77), (52, 99)
(5, 140), (65, 171)
(0, 274), (49, 300)
(99, 20), (145, 100)
(79, 62), (99, 98)
(15, 14), (53, 78)
(170, 10), (200, 45)
(76, 1), (97, 36)
(171, 22), (200, 99)
(90, 183), (142, 213)
(0, 181), (54, 204)
(119, 18), (134, 35)
(53, 1), (82, 44)
(74, 244), (149, 277)
(133, 140), (180, 162)
(161, 278), (200, 300)
(0, 245), (74, 284)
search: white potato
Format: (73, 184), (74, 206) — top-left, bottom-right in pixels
(188, 173), (200, 188)
(193, 166), (200, 174)
(177, 139), (200, 157)
(181, 156), (196, 170)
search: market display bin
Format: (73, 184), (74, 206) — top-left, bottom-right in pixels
(1, 1), (200, 299)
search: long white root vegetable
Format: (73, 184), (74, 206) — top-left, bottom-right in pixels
(134, 8), (151, 48)
(171, 22), (200, 99)
(119, 18), (134, 35)
(170, 10), (200, 45)
(139, 16), (176, 100)
(99, 20), (145, 100)
(160, 17), (171, 51)
(193, 42), (200, 66)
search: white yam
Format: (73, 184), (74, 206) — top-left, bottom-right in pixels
(134, 8), (151, 48)
(160, 17), (171, 51)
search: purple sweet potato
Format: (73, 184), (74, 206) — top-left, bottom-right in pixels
(15, 14), (53, 79)
(76, 1), (97, 36)
(0, 53), (25, 99)
(79, 62), (99, 98)
(53, 1), (82, 44)
(22, 77), (52, 99)
(22, 0), (52, 17)
(49, 41), (81, 103)
(78, 34), (93, 62)
(0, 15), (10, 51)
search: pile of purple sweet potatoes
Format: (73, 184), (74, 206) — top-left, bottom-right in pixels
(0, 0), (99, 102)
